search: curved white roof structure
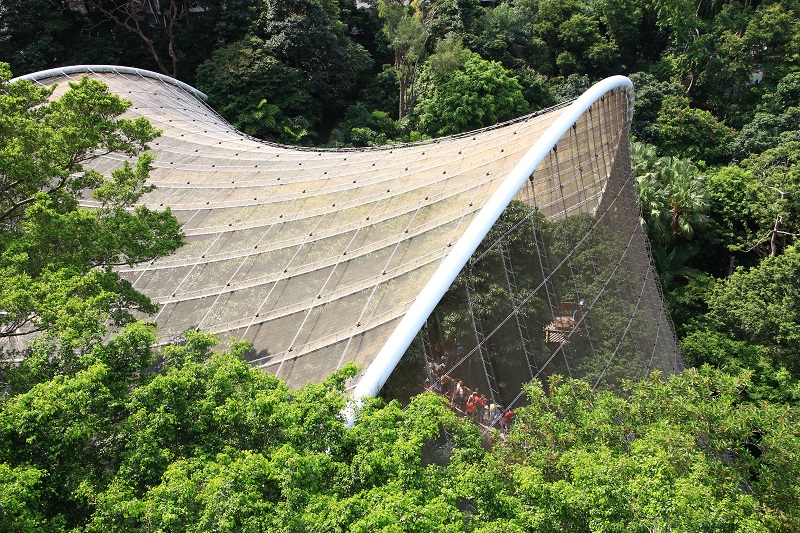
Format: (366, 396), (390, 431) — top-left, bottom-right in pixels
(16, 66), (681, 399)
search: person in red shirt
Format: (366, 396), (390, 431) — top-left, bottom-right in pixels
(500, 410), (514, 433)
(475, 394), (486, 423)
(465, 394), (476, 419)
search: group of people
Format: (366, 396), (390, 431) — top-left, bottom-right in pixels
(425, 358), (514, 433)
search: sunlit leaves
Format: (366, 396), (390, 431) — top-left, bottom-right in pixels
(416, 51), (526, 136)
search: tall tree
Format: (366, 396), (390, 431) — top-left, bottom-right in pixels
(377, 0), (429, 119)
(84, 0), (196, 77)
(195, 36), (317, 142)
(681, 246), (800, 403)
(708, 141), (800, 257)
(415, 42), (527, 136)
(632, 142), (709, 249)
(0, 64), (183, 367)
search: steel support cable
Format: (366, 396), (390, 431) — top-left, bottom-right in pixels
(421, 322), (440, 389)
(126, 73), (260, 296)
(280, 142), (444, 375)
(126, 171), (492, 271)
(578, 105), (624, 370)
(438, 121), (551, 272)
(637, 207), (684, 374)
(523, 179), (559, 324)
(439, 121), (542, 252)
(429, 168), (635, 394)
(439, 162), (636, 380)
(486, 223), (639, 426)
(331, 140), (484, 368)
(465, 265), (500, 405)
(644, 312), (664, 379)
(592, 264), (649, 389)
(500, 239), (537, 379)
(148, 146), (513, 230)
(469, 210), (535, 266)
(134, 189), (493, 309)
(573, 116), (606, 364)
(201, 144), (404, 336)
(228, 241), (471, 365)
(426, 120), (549, 402)
(151, 201), (256, 324)
(196, 208), (334, 332)
(621, 189), (653, 373)
(335, 120), (525, 369)
(551, 144), (580, 378)
(246, 142), (435, 352)
(530, 232), (556, 371)
(248, 295), (418, 368)
(503, 172), (547, 378)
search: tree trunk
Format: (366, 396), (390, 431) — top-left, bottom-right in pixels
(771, 214), (781, 257)
(397, 50), (406, 120)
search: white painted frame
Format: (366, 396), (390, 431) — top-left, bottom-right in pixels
(9, 65), (209, 101)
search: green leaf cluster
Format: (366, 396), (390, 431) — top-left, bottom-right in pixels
(0, 66), (183, 383)
(3, 342), (799, 531)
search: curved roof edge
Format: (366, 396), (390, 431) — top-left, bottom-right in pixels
(345, 75), (634, 425)
(9, 64), (209, 102)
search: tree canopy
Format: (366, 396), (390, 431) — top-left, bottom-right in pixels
(0, 65), (183, 385)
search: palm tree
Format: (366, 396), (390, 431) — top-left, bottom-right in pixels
(650, 245), (707, 290)
(632, 142), (709, 249)
(663, 158), (709, 240)
(633, 143), (710, 289)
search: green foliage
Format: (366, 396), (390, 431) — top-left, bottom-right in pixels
(415, 51), (527, 136)
(656, 93), (734, 163)
(633, 142), (709, 247)
(195, 37), (317, 141)
(377, 0), (429, 119)
(557, 13), (620, 76)
(730, 109), (800, 160)
(681, 246), (800, 403)
(0, 0), (151, 77)
(632, 142), (710, 288)
(704, 247), (800, 374)
(708, 142), (800, 255)
(342, 103), (402, 146)
(3, 335), (800, 530)
(0, 67), (183, 360)
(629, 71), (681, 144)
(467, 0), (547, 71)
(550, 72), (591, 101)
(0, 463), (47, 532)
(253, 0), (373, 118)
(513, 67), (557, 111)
(502, 368), (800, 531)
(6, 3), (800, 531)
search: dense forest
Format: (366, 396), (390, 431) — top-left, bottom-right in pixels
(1, 0), (800, 530)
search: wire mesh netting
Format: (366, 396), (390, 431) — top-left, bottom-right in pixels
(17, 67), (681, 400)
(411, 89), (682, 422)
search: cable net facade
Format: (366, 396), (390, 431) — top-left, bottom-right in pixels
(416, 107), (683, 413)
(18, 67), (681, 399)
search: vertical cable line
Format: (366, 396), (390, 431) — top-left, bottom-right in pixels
(593, 268), (649, 389)
(417, 164), (637, 411)
(498, 225), (639, 417)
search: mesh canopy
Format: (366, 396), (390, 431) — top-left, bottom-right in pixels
(18, 66), (680, 396)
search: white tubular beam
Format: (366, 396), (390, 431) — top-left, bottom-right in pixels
(9, 65), (209, 101)
(345, 75), (634, 426)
